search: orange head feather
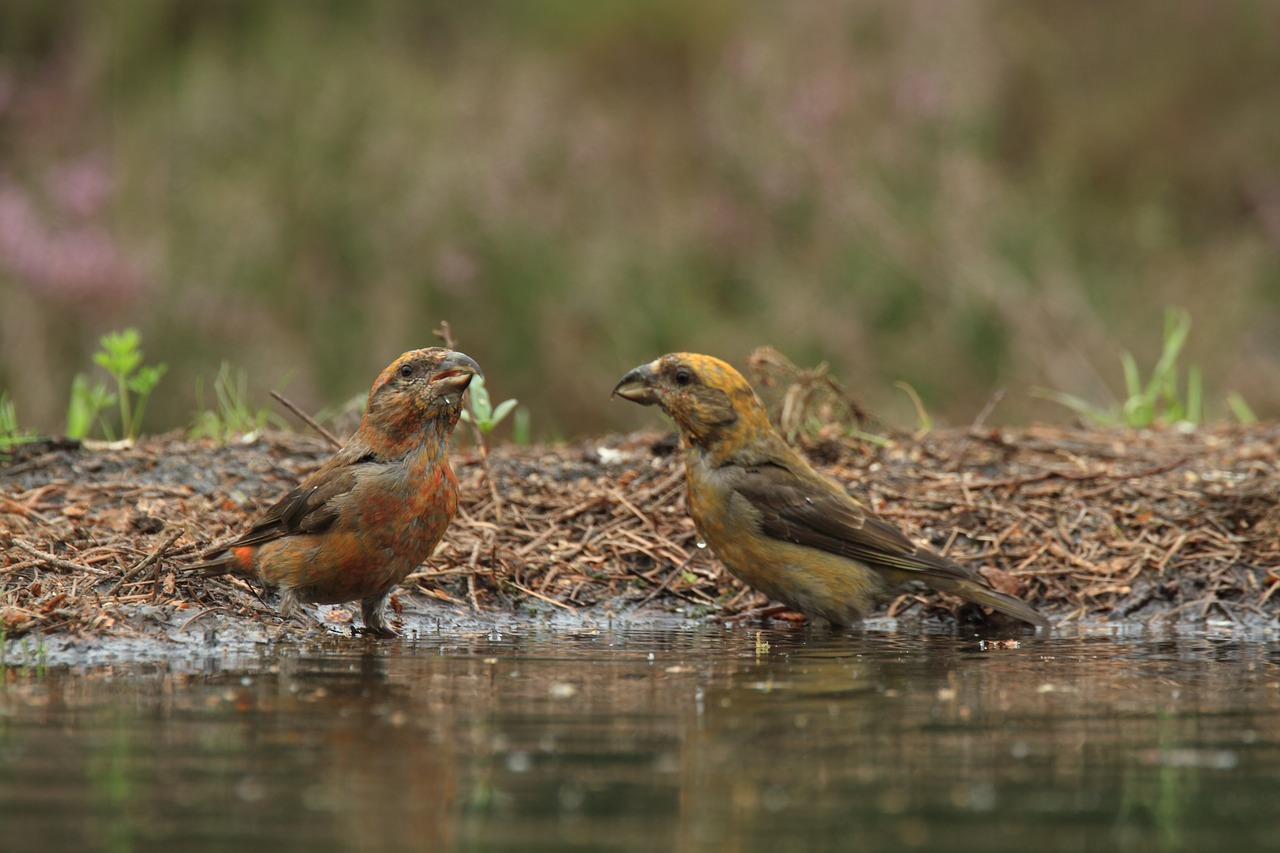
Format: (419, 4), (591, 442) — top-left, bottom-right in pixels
(360, 348), (481, 457)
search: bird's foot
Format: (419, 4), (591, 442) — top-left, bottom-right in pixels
(354, 623), (399, 639)
(358, 594), (399, 639)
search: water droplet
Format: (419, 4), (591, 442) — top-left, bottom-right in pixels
(696, 539), (707, 549)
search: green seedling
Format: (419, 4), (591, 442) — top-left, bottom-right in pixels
(92, 328), (167, 439)
(0, 391), (38, 457)
(460, 376), (520, 437)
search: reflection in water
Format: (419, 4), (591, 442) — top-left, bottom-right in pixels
(1, 628), (1278, 851)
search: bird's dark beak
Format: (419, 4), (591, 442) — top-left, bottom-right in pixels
(612, 362), (659, 406)
(432, 351), (482, 395)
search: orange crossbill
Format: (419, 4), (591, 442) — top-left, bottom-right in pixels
(190, 348), (480, 637)
(613, 353), (1050, 631)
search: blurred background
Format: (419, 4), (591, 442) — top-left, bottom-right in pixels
(1, 0), (1278, 441)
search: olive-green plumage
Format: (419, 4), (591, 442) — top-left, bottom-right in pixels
(614, 353), (1049, 631)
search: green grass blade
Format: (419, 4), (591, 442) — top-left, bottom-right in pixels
(1227, 392), (1256, 425)
(1186, 365), (1202, 425)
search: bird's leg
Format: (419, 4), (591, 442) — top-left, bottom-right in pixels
(274, 590), (324, 633)
(358, 592), (399, 639)
(277, 589), (300, 616)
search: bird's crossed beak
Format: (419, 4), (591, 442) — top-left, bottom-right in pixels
(612, 361), (660, 406)
(432, 351), (482, 396)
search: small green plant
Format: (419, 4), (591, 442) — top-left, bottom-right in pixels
(65, 374), (116, 440)
(1, 391), (37, 456)
(512, 406), (531, 446)
(64, 329), (167, 440)
(1035, 308), (1234, 428)
(92, 328), (167, 439)
(460, 376), (522, 440)
(191, 362), (284, 442)
(894, 380), (933, 436)
(66, 326), (167, 438)
(1227, 392), (1257, 425)
(3, 634), (48, 677)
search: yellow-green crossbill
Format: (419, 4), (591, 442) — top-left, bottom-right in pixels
(614, 353), (1049, 631)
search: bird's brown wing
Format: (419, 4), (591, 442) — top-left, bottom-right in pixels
(732, 462), (1050, 629)
(224, 464), (361, 548)
(732, 462), (979, 583)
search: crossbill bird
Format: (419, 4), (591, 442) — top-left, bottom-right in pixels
(613, 353), (1050, 631)
(190, 348), (480, 637)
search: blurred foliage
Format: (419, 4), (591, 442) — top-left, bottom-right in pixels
(190, 360), (286, 443)
(1037, 308), (1211, 428)
(64, 372), (114, 442)
(0, 1), (1278, 438)
(0, 390), (37, 456)
(61, 328), (166, 440)
(94, 327), (167, 439)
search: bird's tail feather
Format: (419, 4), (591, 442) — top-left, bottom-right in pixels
(184, 557), (227, 576)
(929, 576), (1051, 631)
(184, 551), (248, 579)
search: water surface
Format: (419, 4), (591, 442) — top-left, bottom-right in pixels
(2, 625), (1278, 851)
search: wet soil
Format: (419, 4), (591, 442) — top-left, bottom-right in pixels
(3, 423), (1279, 654)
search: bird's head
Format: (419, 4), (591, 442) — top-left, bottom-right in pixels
(363, 348), (482, 443)
(612, 353), (772, 450)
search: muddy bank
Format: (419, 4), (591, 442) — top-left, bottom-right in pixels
(3, 424), (1279, 649)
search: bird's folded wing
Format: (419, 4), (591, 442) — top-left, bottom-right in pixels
(734, 464), (978, 582)
(224, 466), (359, 548)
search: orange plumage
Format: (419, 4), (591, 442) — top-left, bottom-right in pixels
(614, 352), (1049, 631)
(190, 348), (480, 637)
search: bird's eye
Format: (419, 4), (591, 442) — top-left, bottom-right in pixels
(673, 368), (693, 386)
(399, 364), (414, 379)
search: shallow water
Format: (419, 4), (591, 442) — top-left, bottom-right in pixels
(2, 625), (1279, 852)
